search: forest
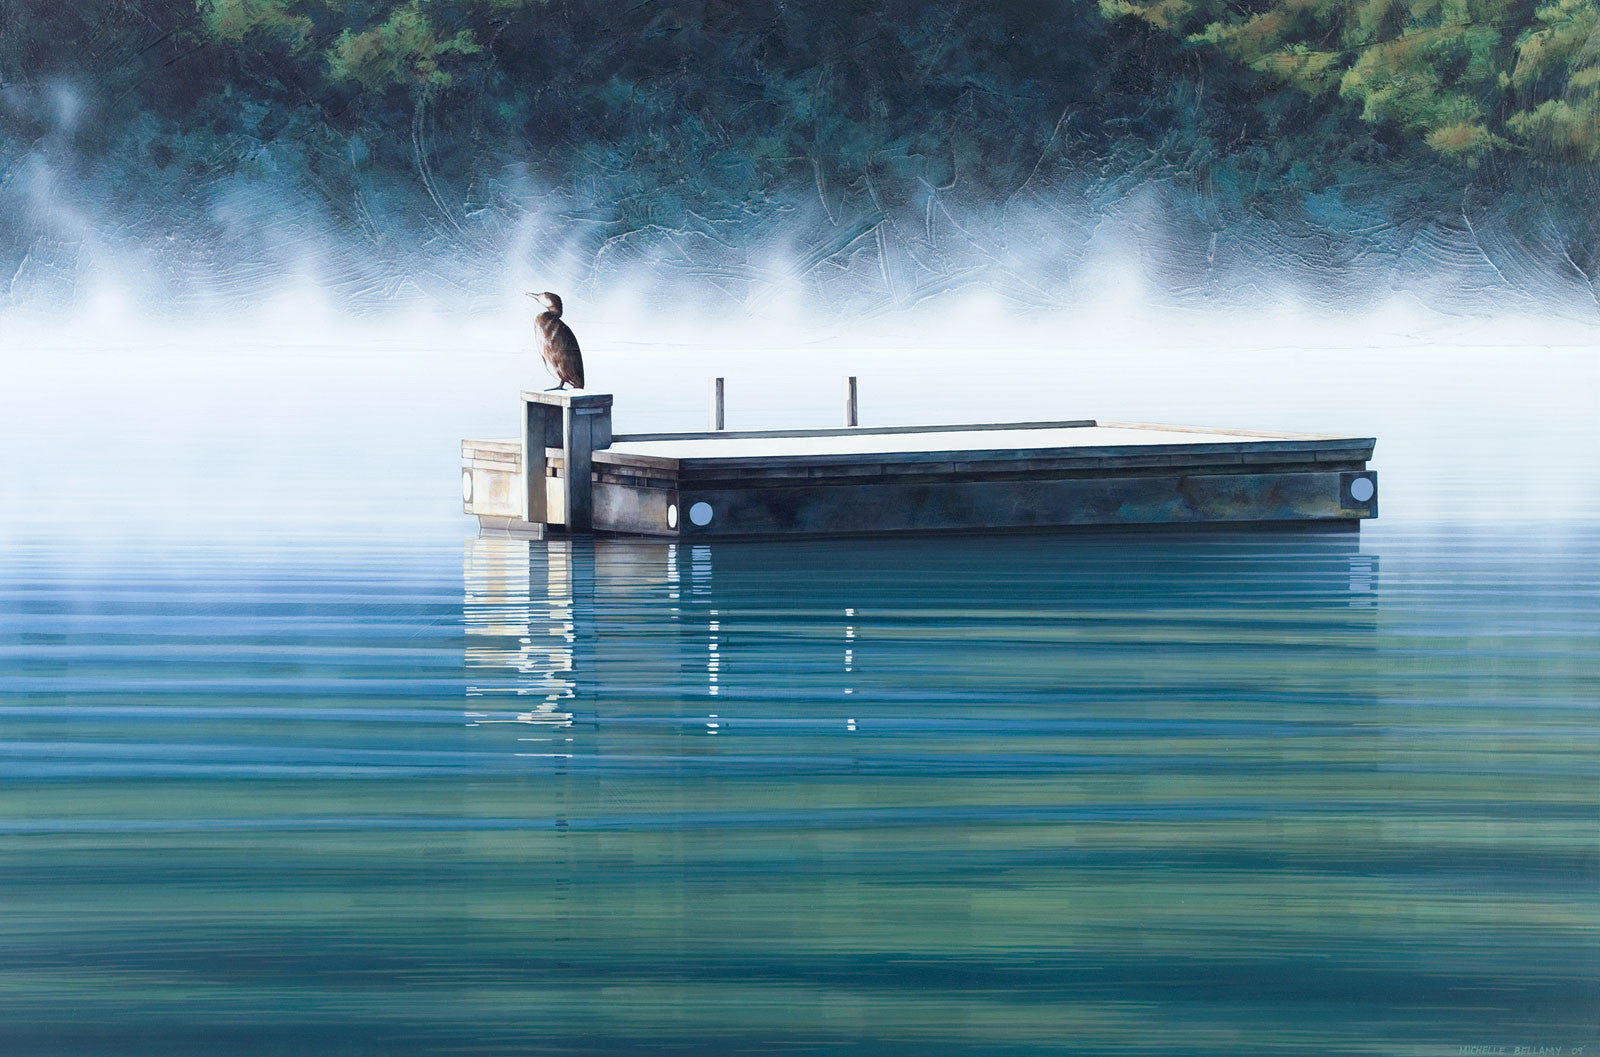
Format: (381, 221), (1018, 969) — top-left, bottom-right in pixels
(1, 0), (1596, 313)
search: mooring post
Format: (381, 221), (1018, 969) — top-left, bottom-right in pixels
(521, 399), (558, 527)
(710, 377), (725, 430)
(844, 376), (858, 427)
(521, 389), (612, 533)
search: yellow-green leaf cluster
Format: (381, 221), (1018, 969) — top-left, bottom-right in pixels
(196, 0), (542, 95)
(1101, 0), (1600, 161)
(1507, 0), (1599, 159)
(326, 1), (483, 91)
(198, 0), (313, 51)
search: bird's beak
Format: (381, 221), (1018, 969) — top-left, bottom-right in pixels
(524, 292), (540, 299)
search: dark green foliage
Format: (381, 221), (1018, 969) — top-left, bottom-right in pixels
(0, 0), (1595, 312)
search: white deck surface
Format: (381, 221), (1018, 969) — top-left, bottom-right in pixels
(607, 425), (1324, 461)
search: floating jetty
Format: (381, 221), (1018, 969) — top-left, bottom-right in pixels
(462, 386), (1377, 539)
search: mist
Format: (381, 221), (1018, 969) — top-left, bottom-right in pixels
(6, 124), (1600, 320)
(4, 294), (1596, 556)
(5, 0), (1600, 320)
(3, 0), (1598, 550)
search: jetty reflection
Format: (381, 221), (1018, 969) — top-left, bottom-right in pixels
(464, 531), (1381, 757)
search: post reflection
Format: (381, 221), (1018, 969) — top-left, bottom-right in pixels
(462, 537), (574, 741)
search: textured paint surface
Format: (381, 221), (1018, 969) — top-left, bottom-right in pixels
(3, 0), (1598, 1046)
(4, 1), (1598, 317)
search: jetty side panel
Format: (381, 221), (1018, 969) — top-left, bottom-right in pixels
(595, 479), (679, 536)
(462, 440), (521, 519)
(463, 440), (566, 524)
(671, 470), (1377, 538)
(465, 421), (1379, 538)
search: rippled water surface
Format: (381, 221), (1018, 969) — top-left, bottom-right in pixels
(3, 528), (1596, 1055)
(1, 333), (1597, 1054)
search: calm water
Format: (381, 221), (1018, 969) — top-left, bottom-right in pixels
(1, 528), (1596, 1054)
(1, 330), (1597, 1053)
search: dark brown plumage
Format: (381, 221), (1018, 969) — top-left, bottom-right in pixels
(529, 291), (584, 390)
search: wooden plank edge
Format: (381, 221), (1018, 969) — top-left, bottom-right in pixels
(611, 419), (1099, 443)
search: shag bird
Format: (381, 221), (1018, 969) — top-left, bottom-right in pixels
(528, 291), (584, 390)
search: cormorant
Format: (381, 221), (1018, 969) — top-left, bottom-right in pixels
(528, 291), (584, 390)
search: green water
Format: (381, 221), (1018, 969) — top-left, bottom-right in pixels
(2, 529), (1595, 1054)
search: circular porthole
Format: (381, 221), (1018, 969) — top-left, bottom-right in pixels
(689, 502), (714, 526)
(667, 504), (678, 529)
(1350, 477), (1375, 503)
(461, 471), (474, 503)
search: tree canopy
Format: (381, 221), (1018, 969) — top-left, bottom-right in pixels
(0, 0), (1595, 313)
(1101, 0), (1599, 161)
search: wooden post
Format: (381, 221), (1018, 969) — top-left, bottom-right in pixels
(711, 377), (725, 430)
(521, 401), (558, 526)
(562, 404), (595, 531)
(844, 376), (858, 427)
(521, 389), (612, 532)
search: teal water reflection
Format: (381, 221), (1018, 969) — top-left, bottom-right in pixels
(1, 530), (1596, 1054)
